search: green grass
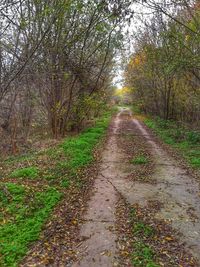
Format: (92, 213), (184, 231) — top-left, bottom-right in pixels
(190, 157), (200, 168)
(60, 178), (71, 188)
(131, 242), (159, 267)
(58, 115), (111, 174)
(133, 222), (154, 237)
(129, 207), (159, 267)
(1, 111), (113, 266)
(4, 154), (35, 164)
(7, 112), (111, 184)
(0, 183), (62, 266)
(131, 155), (149, 165)
(10, 167), (39, 179)
(144, 117), (200, 169)
(131, 220), (157, 265)
(131, 104), (142, 114)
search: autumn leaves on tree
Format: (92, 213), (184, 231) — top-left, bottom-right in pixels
(125, 1), (200, 126)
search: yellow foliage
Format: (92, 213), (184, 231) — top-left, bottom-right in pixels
(128, 51), (146, 69)
(185, 34), (190, 42)
(115, 87), (131, 96)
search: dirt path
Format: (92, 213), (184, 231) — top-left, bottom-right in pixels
(73, 108), (200, 266)
(72, 110), (127, 267)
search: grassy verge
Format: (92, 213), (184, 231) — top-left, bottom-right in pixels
(0, 111), (112, 266)
(131, 105), (200, 170)
(0, 184), (61, 266)
(144, 117), (200, 169)
(3, 111), (111, 185)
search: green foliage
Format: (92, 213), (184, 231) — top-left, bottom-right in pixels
(0, 183), (62, 266)
(189, 157), (200, 168)
(60, 179), (70, 188)
(10, 167), (39, 179)
(5, 154), (35, 164)
(36, 113), (111, 189)
(144, 118), (200, 169)
(61, 114), (110, 172)
(186, 131), (200, 144)
(131, 242), (159, 267)
(0, 183), (25, 210)
(144, 119), (156, 130)
(125, 7), (200, 128)
(7, 112), (112, 184)
(0, 111), (112, 266)
(129, 206), (160, 267)
(131, 104), (142, 114)
(133, 222), (154, 237)
(131, 155), (149, 165)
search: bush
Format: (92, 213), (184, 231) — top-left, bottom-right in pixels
(186, 131), (200, 144)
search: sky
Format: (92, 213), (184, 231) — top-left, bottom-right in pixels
(112, 1), (153, 89)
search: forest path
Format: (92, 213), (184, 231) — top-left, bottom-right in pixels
(72, 108), (200, 266)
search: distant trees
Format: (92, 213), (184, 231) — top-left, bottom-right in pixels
(125, 0), (200, 127)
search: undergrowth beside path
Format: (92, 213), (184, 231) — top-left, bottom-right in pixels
(131, 106), (200, 171)
(144, 118), (200, 169)
(0, 111), (112, 267)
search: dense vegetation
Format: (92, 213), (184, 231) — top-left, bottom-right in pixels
(130, 104), (200, 170)
(0, 111), (112, 266)
(0, 1), (200, 265)
(0, 0), (131, 154)
(144, 117), (200, 169)
(125, 0), (200, 128)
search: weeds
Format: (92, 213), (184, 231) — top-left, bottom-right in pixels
(10, 167), (39, 179)
(131, 155), (149, 165)
(144, 117), (200, 169)
(60, 179), (71, 188)
(129, 205), (159, 267)
(8, 112), (111, 183)
(1, 111), (112, 266)
(0, 183), (62, 266)
(131, 242), (159, 267)
(133, 222), (154, 237)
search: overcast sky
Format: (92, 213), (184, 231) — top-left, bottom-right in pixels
(113, 2), (153, 88)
